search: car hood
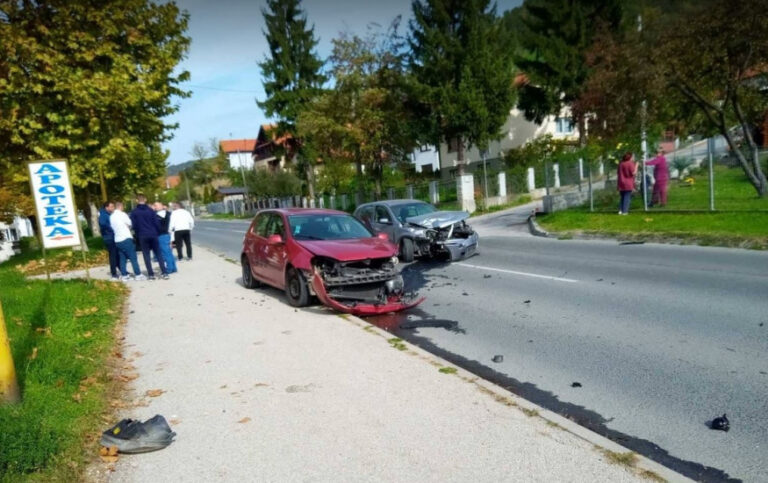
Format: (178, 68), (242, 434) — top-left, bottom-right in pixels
(406, 211), (470, 229)
(296, 237), (397, 261)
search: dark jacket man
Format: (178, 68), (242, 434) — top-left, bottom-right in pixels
(98, 207), (115, 242)
(130, 203), (160, 238)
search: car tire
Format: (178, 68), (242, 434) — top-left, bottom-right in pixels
(285, 267), (310, 307)
(400, 238), (415, 263)
(241, 256), (260, 289)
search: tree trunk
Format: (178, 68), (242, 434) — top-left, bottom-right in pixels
(720, 121), (768, 196)
(85, 190), (100, 237)
(305, 161), (315, 199)
(577, 113), (587, 148)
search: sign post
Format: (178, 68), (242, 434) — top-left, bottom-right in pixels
(27, 160), (85, 280)
(0, 300), (20, 404)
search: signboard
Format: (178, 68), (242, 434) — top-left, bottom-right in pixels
(27, 160), (82, 249)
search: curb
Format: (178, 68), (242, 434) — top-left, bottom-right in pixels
(340, 313), (692, 483)
(527, 214), (553, 238)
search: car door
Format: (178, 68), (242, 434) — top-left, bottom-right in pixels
(372, 205), (396, 242)
(249, 212), (272, 283)
(262, 213), (288, 287)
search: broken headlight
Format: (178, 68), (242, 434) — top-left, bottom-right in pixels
(384, 275), (404, 295)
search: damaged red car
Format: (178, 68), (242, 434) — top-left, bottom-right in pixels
(241, 208), (423, 315)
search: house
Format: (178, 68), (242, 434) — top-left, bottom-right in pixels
(253, 124), (296, 171)
(438, 107), (580, 174)
(411, 145), (440, 173)
(220, 139), (257, 170)
(165, 175), (181, 189)
(0, 216), (34, 263)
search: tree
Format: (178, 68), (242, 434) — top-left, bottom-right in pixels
(0, 0), (190, 212)
(258, 0), (326, 197)
(512, 0), (623, 146)
(584, 0), (768, 196)
(298, 21), (416, 198)
(408, 0), (516, 174)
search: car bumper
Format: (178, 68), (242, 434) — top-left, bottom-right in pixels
(441, 231), (479, 261)
(310, 272), (424, 316)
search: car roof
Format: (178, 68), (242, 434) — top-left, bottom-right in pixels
(259, 208), (349, 216)
(357, 199), (430, 209)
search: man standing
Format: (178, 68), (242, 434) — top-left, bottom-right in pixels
(170, 201), (195, 261)
(130, 194), (168, 280)
(98, 201), (119, 281)
(110, 202), (146, 281)
(153, 202), (177, 274)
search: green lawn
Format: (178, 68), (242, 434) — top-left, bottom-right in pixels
(0, 239), (127, 480)
(538, 165), (768, 249)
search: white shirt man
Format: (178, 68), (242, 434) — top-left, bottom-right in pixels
(110, 205), (133, 243)
(169, 203), (195, 261)
(109, 203), (145, 280)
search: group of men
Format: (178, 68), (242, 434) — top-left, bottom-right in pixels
(98, 194), (195, 281)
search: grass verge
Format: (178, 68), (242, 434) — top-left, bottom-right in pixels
(11, 236), (108, 277)
(0, 248), (128, 480)
(537, 165), (768, 249)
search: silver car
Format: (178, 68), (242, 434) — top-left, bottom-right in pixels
(354, 199), (478, 262)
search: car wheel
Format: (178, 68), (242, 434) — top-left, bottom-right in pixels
(285, 267), (310, 307)
(241, 255), (260, 289)
(400, 238), (414, 263)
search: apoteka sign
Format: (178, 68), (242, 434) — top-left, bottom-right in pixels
(28, 160), (82, 249)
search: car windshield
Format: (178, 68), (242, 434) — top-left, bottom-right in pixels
(288, 214), (373, 241)
(393, 202), (437, 223)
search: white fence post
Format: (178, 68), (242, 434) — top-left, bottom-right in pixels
(578, 158), (584, 180)
(457, 174), (476, 213)
(553, 163), (561, 188)
(429, 181), (440, 204)
(405, 185), (414, 199)
(527, 167), (536, 192)
(497, 172), (507, 199)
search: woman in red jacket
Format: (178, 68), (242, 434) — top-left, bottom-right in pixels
(617, 152), (638, 215)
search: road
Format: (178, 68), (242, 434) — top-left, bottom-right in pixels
(192, 210), (767, 482)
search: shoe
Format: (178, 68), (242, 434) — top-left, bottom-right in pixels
(161, 274), (169, 280)
(134, 274), (148, 281)
(120, 275), (133, 282)
(148, 275), (156, 281)
(110, 276), (120, 282)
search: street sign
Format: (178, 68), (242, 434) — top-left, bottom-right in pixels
(27, 160), (82, 249)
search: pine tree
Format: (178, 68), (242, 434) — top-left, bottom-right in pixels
(408, 0), (516, 174)
(258, 0), (326, 197)
(513, 0), (623, 145)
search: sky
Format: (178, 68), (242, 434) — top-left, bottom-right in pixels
(164, 0), (523, 166)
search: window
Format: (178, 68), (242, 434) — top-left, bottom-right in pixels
(288, 214), (372, 240)
(555, 117), (573, 134)
(253, 213), (271, 237)
(266, 213), (285, 237)
(375, 206), (391, 223)
(394, 202), (437, 223)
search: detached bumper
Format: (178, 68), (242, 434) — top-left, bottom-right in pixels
(441, 232), (479, 261)
(310, 272), (424, 316)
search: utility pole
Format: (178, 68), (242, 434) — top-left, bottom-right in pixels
(708, 137), (715, 211)
(639, 14), (649, 212)
(481, 149), (489, 202)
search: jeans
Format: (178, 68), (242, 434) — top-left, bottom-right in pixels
(115, 239), (141, 276)
(138, 236), (167, 277)
(159, 234), (177, 273)
(619, 190), (632, 214)
(103, 238), (119, 277)
(174, 230), (192, 260)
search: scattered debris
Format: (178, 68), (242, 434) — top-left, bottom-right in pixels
(596, 278), (604, 282)
(100, 415), (176, 453)
(571, 382), (582, 388)
(523, 300), (531, 304)
(399, 319), (458, 330)
(619, 241), (645, 246)
(462, 292), (469, 296)
(145, 389), (165, 398)
(237, 417), (251, 424)
(483, 274), (492, 279)
(710, 414), (730, 432)
(99, 445), (119, 463)
(759, 322), (764, 327)
(492, 355), (503, 363)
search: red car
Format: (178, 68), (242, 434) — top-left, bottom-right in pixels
(241, 208), (423, 316)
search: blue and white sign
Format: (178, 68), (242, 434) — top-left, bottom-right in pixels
(28, 160), (81, 249)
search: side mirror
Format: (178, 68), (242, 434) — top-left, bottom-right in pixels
(376, 232), (390, 241)
(378, 217), (391, 224)
(267, 234), (284, 245)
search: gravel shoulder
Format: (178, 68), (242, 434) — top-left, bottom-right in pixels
(98, 247), (669, 482)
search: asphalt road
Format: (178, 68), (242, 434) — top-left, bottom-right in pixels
(192, 212), (767, 482)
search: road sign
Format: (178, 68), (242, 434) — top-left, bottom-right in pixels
(27, 160), (82, 249)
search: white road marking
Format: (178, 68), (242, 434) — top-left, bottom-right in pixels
(455, 262), (578, 283)
(198, 227), (244, 234)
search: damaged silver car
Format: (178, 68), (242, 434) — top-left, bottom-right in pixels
(354, 200), (479, 262)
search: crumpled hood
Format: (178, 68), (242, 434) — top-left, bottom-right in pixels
(296, 237), (397, 261)
(406, 211), (470, 229)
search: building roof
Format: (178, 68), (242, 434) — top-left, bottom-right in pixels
(220, 139), (257, 153)
(217, 186), (248, 195)
(257, 124), (292, 148)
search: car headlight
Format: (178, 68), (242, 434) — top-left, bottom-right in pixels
(391, 256), (399, 265)
(407, 226), (427, 238)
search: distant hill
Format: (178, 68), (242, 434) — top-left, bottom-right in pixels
(166, 160), (196, 176)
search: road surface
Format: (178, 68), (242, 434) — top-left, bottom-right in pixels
(192, 211), (767, 482)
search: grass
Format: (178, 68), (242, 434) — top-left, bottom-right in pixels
(387, 338), (407, 351)
(602, 450), (639, 467)
(438, 366), (457, 374)
(12, 236), (108, 277)
(538, 165), (768, 248)
(205, 212), (252, 220)
(521, 407), (539, 417)
(473, 195), (532, 217)
(0, 239), (128, 480)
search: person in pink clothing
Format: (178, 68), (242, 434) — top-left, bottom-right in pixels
(646, 148), (670, 207)
(617, 152), (637, 215)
